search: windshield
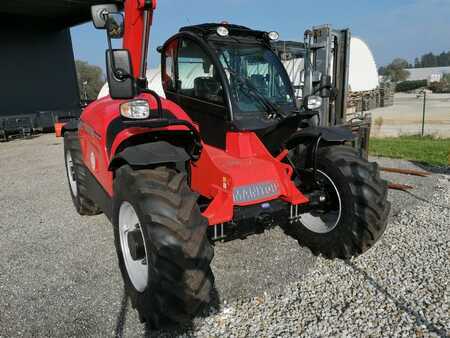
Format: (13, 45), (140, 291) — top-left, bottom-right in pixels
(214, 43), (296, 118)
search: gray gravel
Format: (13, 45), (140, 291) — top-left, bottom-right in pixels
(0, 134), (449, 337)
(185, 174), (450, 338)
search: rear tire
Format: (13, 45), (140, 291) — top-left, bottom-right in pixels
(113, 165), (214, 328)
(63, 132), (102, 216)
(286, 145), (390, 259)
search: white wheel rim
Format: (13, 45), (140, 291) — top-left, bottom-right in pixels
(118, 202), (148, 292)
(65, 150), (78, 197)
(299, 170), (342, 234)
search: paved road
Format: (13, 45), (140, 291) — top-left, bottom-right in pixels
(370, 93), (450, 137)
(0, 135), (448, 337)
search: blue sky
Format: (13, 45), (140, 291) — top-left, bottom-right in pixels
(71, 0), (450, 69)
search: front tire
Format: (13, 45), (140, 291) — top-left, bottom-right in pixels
(63, 132), (102, 216)
(113, 165), (214, 328)
(286, 145), (390, 259)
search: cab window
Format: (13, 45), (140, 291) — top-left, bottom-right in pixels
(177, 39), (224, 105)
(215, 44), (295, 116)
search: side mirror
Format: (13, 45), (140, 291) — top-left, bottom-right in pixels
(106, 13), (124, 39)
(106, 49), (135, 99)
(91, 4), (118, 29)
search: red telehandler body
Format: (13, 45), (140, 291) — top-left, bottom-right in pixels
(62, 0), (390, 328)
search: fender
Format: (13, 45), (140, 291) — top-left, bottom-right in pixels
(108, 141), (190, 171)
(284, 126), (355, 150)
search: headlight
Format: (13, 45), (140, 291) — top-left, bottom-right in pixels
(306, 95), (323, 110)
(120, 100), (150, 119)
(216, 26), (229, 37)
(268, 31), (279, 41)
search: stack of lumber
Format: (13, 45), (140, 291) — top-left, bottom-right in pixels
(346, 84), (395, 113)
(347, 89), (380, 112)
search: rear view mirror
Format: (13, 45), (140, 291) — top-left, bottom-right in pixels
(91, 4), (118, 29)
(106, 13), (124, 39)
(106, 49), (135, 99)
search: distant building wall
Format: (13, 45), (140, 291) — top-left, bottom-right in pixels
(0, 24), (80, 122)
(406, 66), (450, 82)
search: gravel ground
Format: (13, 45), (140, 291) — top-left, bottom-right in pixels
(0, 134), (449, 337)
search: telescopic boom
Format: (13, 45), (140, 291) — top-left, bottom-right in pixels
(122, 0), (157, 80)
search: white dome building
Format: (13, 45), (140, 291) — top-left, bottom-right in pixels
(281, 36), (379, 94)
(98, 67), (165, 99)
(348, 37), (379, 92)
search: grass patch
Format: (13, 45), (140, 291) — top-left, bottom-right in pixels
(369, 136), (450, 166)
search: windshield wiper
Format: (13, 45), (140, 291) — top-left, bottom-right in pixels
(225, 68), (284, 119)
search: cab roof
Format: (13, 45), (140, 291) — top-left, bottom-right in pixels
(179, 23), (270, 42)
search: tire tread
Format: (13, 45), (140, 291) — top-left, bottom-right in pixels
(286, 145), (390, 259)
(64, 132), (102, 216)
(113, 165), (214, 329)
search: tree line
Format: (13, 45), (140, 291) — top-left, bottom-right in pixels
(413, 51), (450, 68)
(75, 60), (104, 101)
(379, 51), (450, 83)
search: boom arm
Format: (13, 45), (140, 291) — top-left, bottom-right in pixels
(123, 0), (157, 80)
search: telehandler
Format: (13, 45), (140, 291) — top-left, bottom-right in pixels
(62, 0), (390, 328)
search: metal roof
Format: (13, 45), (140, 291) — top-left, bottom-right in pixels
(406, 66), (450, 82)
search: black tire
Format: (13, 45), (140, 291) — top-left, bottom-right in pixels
(63, 132), (102, 216)
(113, 165), (214, 328)
(285, 145), (390, 259)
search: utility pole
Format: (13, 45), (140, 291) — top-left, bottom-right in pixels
(421, 90), (427, 137)
(82, 81), (88, 102)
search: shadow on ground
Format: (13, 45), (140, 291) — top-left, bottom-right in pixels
(113, 287), (221, 337)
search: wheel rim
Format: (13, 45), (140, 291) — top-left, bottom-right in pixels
(299, 170), (342, 234)
(118, 202), (148, 292)
(65, 150), (78, 197)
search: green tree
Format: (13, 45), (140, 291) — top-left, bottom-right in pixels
(75, 60), (105, 101)
(384, 58), (410, 82)
(421, 53), (438, 67)
(410, 51), (450, 68)
(414, 57), (421, 68)
(438, 52), (450, 67)
(392, 58), (409, 69)
(378, 66), (387, 76)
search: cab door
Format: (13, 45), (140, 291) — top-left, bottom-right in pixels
(162, 37), (228, 149)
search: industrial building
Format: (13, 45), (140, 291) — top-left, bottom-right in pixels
(406, 66), (450, 82)
(0, 0), (114, 139)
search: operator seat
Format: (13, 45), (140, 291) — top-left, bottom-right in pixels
(250, 74), (268, 95)
(194, 77), (222, 103)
